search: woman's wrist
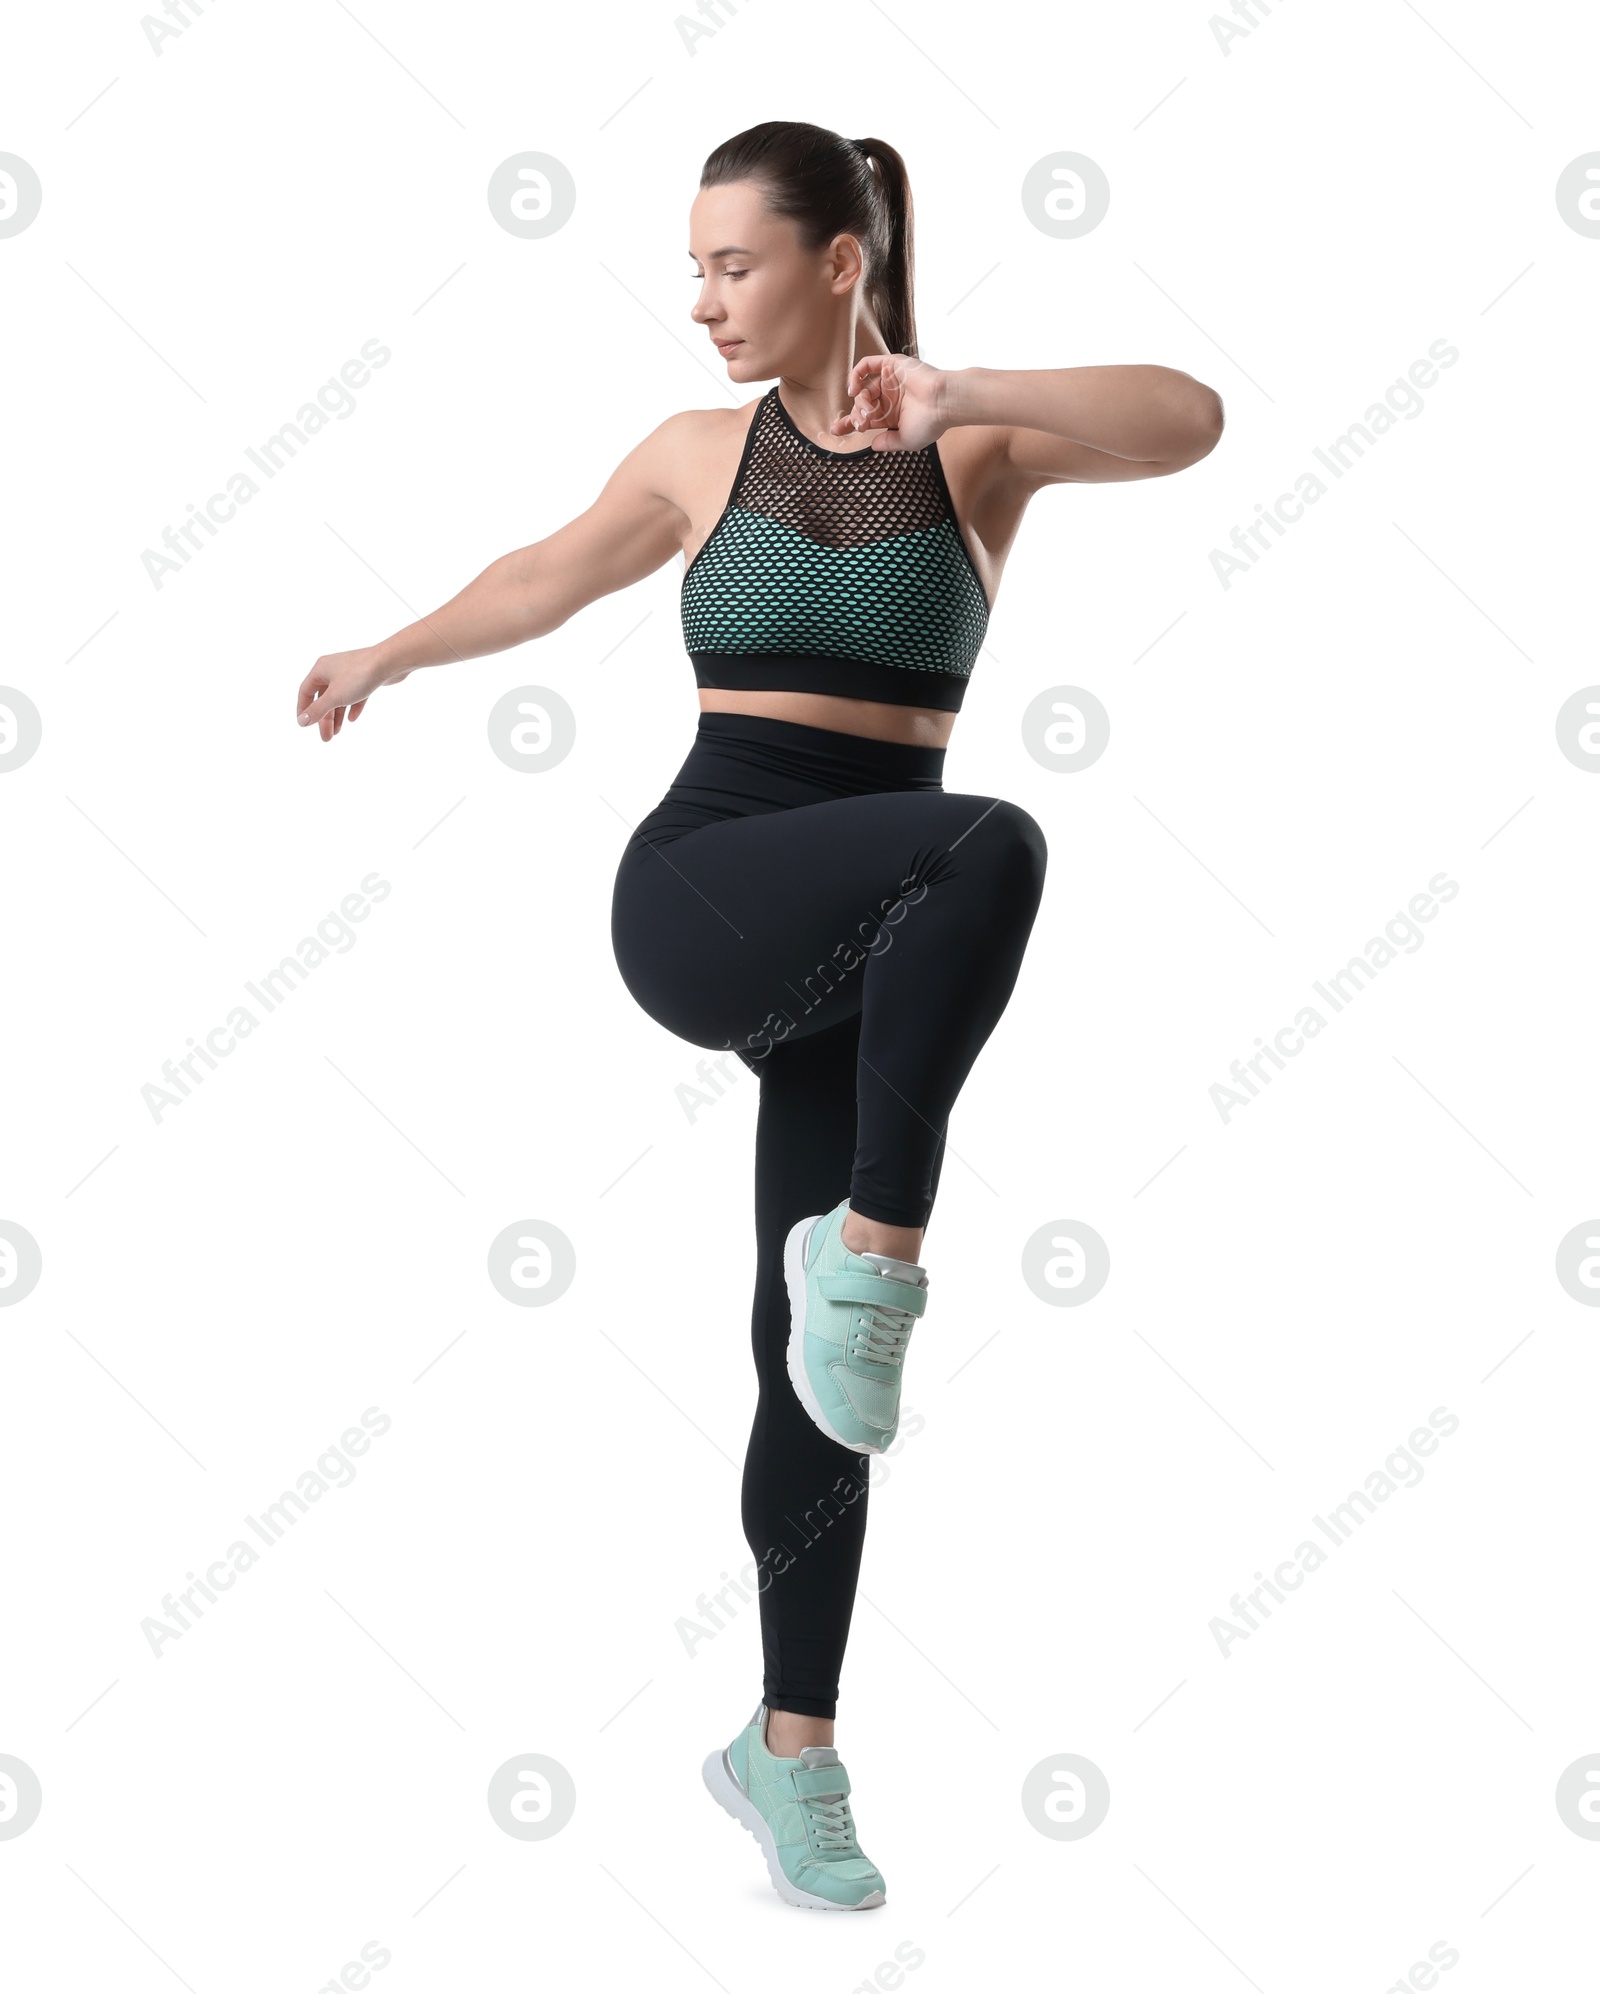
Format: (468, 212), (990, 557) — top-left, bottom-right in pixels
(936, 366), (989, 429)
(374, 626), (443, 675)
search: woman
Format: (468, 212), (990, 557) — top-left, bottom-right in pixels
(297, 120), (1222, 1912)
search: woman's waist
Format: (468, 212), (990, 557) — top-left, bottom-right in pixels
(637, 710), (947, 830)
(697, 683), (956, 749)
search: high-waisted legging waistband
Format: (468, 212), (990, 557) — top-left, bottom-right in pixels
(635, 711), (947, 836)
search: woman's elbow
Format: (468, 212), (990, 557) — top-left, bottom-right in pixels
(1160, 383), (1225, 472)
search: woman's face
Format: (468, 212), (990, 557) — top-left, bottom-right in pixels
(687, 179), (864, 379)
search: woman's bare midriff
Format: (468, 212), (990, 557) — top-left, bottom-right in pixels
(696, 686), (955, 748)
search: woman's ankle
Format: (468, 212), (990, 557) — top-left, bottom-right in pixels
(841, 1207), (924, 1262)
(765, 1706), (835, 1757)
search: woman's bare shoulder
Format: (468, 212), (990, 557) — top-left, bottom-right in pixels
(630, 398), (762, 519)
(651, 396), (761, 462)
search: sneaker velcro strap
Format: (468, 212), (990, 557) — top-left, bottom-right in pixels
(792, 1765), (851, 1800)
(816, 1272), (927, 1316)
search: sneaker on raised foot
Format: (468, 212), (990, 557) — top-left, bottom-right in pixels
(701, 1702), (886, 1910)
(784, 1197), (928, 1454)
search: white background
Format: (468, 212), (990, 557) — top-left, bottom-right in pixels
(2, 1), (1596, 1988)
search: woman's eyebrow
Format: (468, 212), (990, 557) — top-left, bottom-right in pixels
(688, 245), (755, 260)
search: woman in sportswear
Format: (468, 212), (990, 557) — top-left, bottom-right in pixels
(297, 120), (1223, 1912)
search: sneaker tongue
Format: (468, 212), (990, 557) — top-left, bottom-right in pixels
(859, 1250), (927, 1287)
(798, 1745), (841, 1768)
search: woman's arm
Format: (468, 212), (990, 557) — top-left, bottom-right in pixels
(297, 416), (693, 738)
(942, 363), (1224, 484)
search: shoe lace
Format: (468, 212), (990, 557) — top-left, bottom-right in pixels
(805, 1790), (859, 1855)
(854, 1300), (916, 1368)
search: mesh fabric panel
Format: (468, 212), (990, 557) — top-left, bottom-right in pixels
(681, 386), (990, 708)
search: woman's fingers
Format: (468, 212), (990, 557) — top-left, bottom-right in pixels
(834, 388), (883, 433)
(851, 383), (892, 430)
(835, 356), (909, 432)
(302, 678), (356, 730)
(300, 647), (389, 735)
(303, 686), (340, 734)
(297, 670), (327, 723)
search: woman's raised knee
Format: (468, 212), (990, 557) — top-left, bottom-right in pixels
(973, 797), (1048, 899)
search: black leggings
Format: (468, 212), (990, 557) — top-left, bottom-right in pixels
(610, 711), (1047, 1716)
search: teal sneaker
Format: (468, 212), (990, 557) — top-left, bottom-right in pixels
(701, 1703), (886, 1910)
(784, 1198), (928, 1454)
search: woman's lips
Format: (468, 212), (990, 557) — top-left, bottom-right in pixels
(714, 339), (743, 355)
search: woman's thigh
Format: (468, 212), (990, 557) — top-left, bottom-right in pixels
(611, 788), (1043, 1063)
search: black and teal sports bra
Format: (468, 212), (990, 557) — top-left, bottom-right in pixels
(681, 383), (991, 714)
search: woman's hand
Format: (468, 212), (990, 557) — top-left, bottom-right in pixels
(831, 355), (950, 452)
(297, 645), (411, 740)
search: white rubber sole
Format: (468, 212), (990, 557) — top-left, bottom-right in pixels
(783, 1210), (886, 1456)
(701, 1744), (886, 1912)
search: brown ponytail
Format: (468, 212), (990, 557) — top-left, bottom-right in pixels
(699, 121), (919, 358)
